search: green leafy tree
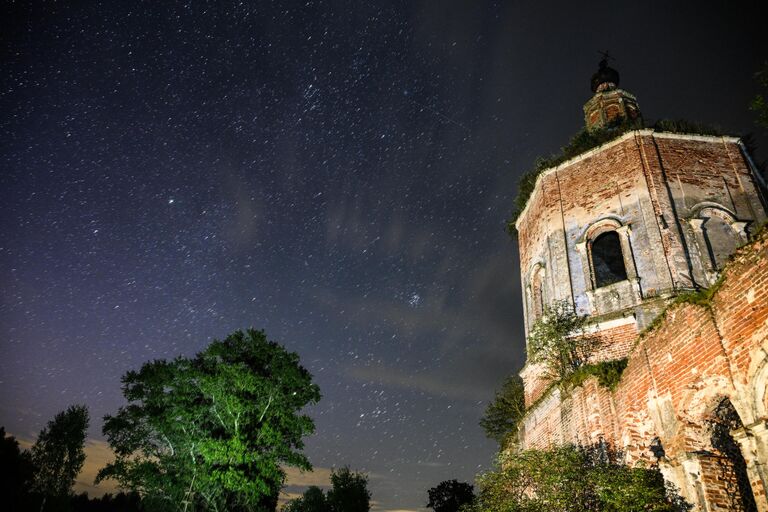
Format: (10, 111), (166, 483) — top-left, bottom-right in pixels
(326, 467), (370, 512)
(97, 329), (321, 512)
(31, 405), (90, 510)
(479, 376), (525, 446)
(426, 480), (474, 512)
(527, 300), (597, 382)
(471, 444), (688, 512)
(282, 486), (328, 512)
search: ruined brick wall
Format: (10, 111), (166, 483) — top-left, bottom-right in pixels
(520, 318), (638, 407)
(519, 230), (768, 511)
(516, 130), (767, 418)
(589, 319), (638, 362)
(516, 131), (766, 336)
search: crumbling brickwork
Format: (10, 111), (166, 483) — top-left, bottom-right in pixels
(583, 88), (640, 131)
(516, 130), (767, 410)
(519, 231), (768, 511)
(514, 62), (768, 510)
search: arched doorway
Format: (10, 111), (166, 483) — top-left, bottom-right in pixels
(706, 398), (758, 512)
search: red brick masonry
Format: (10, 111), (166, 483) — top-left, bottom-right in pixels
(520, 230), (768, 510)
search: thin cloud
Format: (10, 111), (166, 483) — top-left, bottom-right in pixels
(346, 364), (490, 402)
(284, 465), (334, 488)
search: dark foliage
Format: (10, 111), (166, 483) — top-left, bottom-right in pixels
(479, 376), (525, 446)
(31, 405), (90, 510)
(652, 119), (722, 136)
(3, 416), (141, 512)
(70, 492), (145, 512)
(0, 427), (36, 510)
(326, 467), (371, 512)
(751, 63), (768, 128)
(283, 467), (371, 512)
(283, 486), (328, 512)
(426, 480), (474, 512)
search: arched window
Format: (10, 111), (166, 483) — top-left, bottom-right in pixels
(689, 204), (748, 276)
(590, 231), (628, 288)
(699, 208), (743, 270)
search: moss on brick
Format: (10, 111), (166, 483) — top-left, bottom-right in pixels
(561, 358), (628, 392)
(508, 118), (725, 238)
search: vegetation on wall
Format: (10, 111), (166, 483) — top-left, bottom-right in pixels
(507, 121), (639, 237)
(527, 300), (599, 382)
(479, 375), (525, 446)
(652, 119), (723, 136)
(497, 302), (627, 434)
(641, 225), (768, 339)
(561, 358), (628, 391)
(469, 443), (689, 512)
(751, 63), (768, 128)
(507, 118), (724, 238)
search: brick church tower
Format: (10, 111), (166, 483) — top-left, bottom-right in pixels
(517, 60), (767, 381)
(514, 60), (768, 510)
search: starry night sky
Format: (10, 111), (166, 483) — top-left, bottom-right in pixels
(1, 1), (766, 510)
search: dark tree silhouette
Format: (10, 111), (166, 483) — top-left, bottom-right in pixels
(30, 405), (90, 510)
(283, 486), (328, 512)
(0, 427), (36, 510)
(70, 491), (144, 512)
(326, 467), (371, 512)
(426, 480), (474, 512)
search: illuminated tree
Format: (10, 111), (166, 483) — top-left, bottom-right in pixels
(98, 329), (321, 512)
(472, 444), (688, 512)
(527, 300), (597, 382)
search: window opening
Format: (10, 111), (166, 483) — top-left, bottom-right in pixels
(591, 231), (627, 288)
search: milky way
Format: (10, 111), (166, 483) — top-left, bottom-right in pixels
(1, 1), (765, 509)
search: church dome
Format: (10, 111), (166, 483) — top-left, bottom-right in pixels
(591, 58), (620, 93)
